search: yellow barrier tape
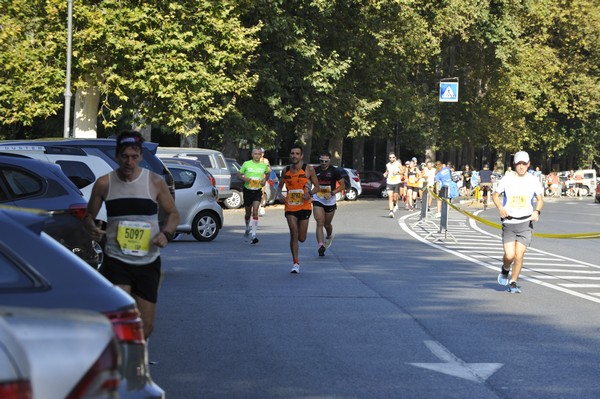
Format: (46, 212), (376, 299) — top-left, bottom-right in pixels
(426, 188), (600, 239)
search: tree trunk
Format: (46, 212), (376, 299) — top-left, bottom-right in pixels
(297, 119), (314, 164)
(328, 136), (343, 167)
(222, 132), (238, 159)
(425, 147), (436, 163)
(352, 136), (365, 171)
(73, 76), (99, 138)
(180, 132), (198, 148)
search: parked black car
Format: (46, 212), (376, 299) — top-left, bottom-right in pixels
(0, 207), (164, 399)
(224, 158), (245, 209)
(0, 153), (101, 268)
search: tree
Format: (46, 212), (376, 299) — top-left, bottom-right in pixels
(0, 0), (261, 138)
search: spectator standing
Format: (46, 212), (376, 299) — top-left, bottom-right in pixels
(462, 164), (472, 197)
(423, 161), (436, 211)
(434, 161), (453, 216)
(574, 171), (584, 199)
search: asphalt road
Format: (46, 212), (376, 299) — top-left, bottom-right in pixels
(150, 197), (600, 399)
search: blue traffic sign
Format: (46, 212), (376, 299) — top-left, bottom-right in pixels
(439, 82), (459, 102)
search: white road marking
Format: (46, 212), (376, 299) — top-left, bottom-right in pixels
(399, 212), (600, 304)
(409, 340), (503, 383)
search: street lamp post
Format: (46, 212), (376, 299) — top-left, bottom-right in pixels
(63, 0), (73, 138)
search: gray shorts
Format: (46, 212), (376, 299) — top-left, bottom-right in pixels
(502, 221), (533, 246)
(386, 183), (400, 193)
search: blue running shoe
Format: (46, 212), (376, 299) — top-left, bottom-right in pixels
(507, 281), (521, 293)
(497, 268), (509, 286)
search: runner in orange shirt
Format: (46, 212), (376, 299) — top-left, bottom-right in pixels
(276, 144), (320, 274)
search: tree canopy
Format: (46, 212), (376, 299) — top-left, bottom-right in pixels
(1, 0), (598, 169)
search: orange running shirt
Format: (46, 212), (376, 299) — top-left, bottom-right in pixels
(283, 164), (312, 212)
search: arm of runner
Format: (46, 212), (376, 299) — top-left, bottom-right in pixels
(84, 175), (108, 241)
(275, 167), (286, 201)
(306, 165), (321, 197)
(492, 191), (508, 218)
(532, 192), (544, 222)
(152, 174), (180, 246)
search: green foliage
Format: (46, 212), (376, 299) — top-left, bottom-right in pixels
(0, 0), (597, 167)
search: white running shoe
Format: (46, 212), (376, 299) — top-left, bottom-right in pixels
(393, 204), (398, 212)
(259, 207), (265, 216)
(389, 211), (394, 218)
(323, 234), (334, 249)
(290, 264), (300, 274)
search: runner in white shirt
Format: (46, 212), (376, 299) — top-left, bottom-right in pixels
(493, 151), (544, 294)
(383, 153), (403, 218)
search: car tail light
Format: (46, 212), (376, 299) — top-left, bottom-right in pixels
(352, 177), (360, 183)
(104, 309), (145, 345)
(67, 340), (120, 399)
(209, 176), (216, 187)
(0, 381), (33, 399)
(68, 204), (87, 220)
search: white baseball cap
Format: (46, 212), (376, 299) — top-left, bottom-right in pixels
(514, 151), (530, 164)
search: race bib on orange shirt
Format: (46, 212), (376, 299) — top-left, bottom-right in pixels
(288, 189), (304, 205)
(117, 221), (151, 256)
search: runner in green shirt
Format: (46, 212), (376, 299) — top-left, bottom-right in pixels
(238, 148), (270, 244)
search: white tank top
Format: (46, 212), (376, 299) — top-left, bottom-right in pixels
(104, 168), (160, 264)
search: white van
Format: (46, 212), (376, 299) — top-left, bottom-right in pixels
(558, 169), (597, 196)
(157, 147), (232, 201)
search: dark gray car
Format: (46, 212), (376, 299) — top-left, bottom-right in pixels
(0, 207), (164, 399)
(0, 153), (101, 268)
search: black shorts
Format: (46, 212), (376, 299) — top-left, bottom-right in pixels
(101, 256), (161, 303)
(313, 201), (337, 213)
(285, 209), (312, 220)
(243, 187), (263, 207)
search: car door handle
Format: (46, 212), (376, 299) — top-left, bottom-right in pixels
(196, 191), (203, 196)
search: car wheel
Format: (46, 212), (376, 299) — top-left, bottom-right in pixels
(335, 191), (344, 201)
(224, 190), (243, 209)
(191, 211), (220, 241)
(579, 187), (589, 197)
(345, 188), (358, 201)
(380, 187), (388, 198)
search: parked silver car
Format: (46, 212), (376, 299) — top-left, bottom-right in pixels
(343, 168), (362, 201)
(163, 161), (224, 241)
(157, 147), (232, 201)
(0, 306), (119, 398)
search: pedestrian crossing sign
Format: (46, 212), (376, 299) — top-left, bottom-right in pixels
(439, 82), (459, 102)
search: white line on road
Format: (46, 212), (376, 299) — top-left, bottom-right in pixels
(399, 213), (600, 304)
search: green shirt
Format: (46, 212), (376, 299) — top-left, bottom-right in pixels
(239, 160), (269, 190)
